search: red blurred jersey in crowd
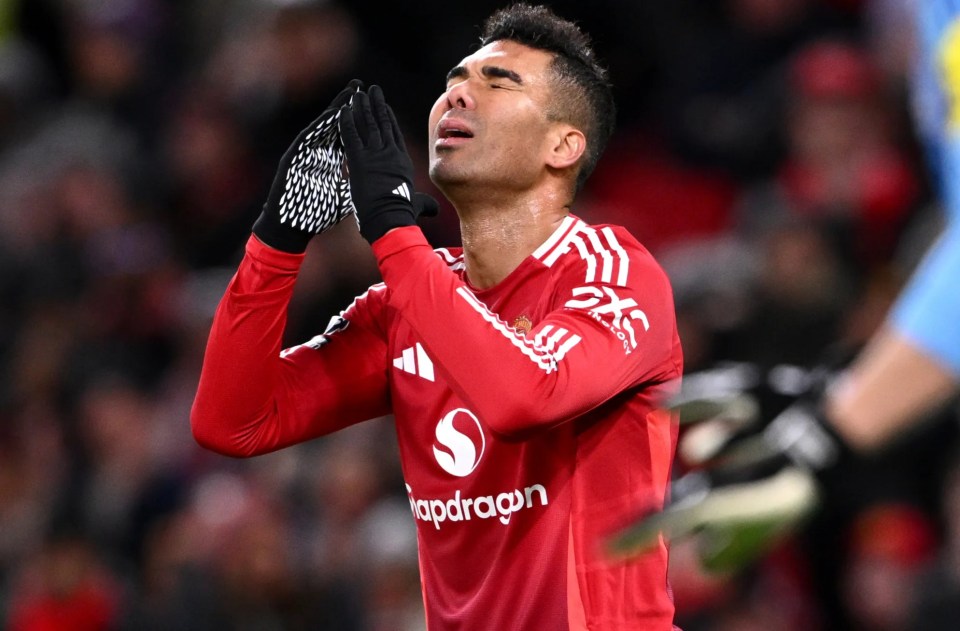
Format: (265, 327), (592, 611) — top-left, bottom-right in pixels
(192, 215), (683, 629)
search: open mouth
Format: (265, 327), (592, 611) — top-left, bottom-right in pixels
(438, 119), (474, 140)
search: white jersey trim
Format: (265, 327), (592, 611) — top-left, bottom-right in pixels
(536, 218), (631, 287)
(531, 215), (578, 260)
(434, 247), (466, 272)
(455, 286), (581, 374)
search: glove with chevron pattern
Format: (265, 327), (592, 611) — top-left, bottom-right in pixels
(253, 79), (362, 253)
(607, 362), (851, 574)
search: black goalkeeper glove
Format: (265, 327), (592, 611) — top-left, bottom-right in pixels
(253, 79), (363, 253)
(339, 85), (439, 244)
(608, 361), (853, 573)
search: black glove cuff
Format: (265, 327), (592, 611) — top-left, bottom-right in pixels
(360, 205), (416, 244)
(253, 209), (312, 253)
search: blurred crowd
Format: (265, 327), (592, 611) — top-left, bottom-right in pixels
(0, 0), (958, 630)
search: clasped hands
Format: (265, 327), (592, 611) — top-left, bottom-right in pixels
(252, 80), (437, 253)
(338, 83), (440, 244)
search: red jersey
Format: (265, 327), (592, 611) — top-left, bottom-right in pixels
(192, 215), (683, 629)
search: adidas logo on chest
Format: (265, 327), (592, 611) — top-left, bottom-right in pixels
(393, 342), (434, 381)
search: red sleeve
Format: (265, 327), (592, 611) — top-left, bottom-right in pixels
(191, 235), (391, 457)
(372, 226), (682, 437)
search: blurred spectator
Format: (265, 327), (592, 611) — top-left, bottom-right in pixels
(909, 457), (960, 630)
(840, 503), (938, 631)
(743, 40), (920, 270)
(580, 134), (740, 257)
(6, 534), (122, 631)
(666, 39), (923, 369)
(205, 0), (360, 158)
(117, 512), (232, 631)
(651, 0), (857, 179)
(0, 38), (54, 148)
(160, 87), (265, 268)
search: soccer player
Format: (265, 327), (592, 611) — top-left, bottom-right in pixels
(191, 4), (683, 630)
(826, 0), (960, 452)
(610, 0), (960, 574)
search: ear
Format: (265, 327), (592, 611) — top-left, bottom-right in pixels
(545, 126), (586, 170)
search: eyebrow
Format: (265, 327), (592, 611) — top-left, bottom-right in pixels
(445, 65), (524, 85)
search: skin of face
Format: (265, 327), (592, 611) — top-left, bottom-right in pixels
(427, 40), (565, 199)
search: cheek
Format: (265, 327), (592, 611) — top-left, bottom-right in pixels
(499, 116), (546, 155)
(427, 96), (447, 135)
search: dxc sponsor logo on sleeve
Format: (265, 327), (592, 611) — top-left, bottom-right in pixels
(564, 285), (649, 354)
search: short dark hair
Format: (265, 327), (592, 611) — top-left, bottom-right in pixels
(480, 3), (616, 193)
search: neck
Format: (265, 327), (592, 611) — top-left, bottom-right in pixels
(456, 191), (570, 290)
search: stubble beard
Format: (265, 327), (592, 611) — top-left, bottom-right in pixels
(430, 142), (536, 206)
(429, 151), (476, 200)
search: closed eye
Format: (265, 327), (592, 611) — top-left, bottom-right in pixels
(482, 66), (523, 85)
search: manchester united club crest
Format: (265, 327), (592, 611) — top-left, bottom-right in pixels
(512, 314), (532, 336)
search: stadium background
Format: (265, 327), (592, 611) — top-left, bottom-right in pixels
(0, 0), (958, 629)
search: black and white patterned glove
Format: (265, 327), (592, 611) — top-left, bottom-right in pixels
(339, 85), (439, 244)
(253, 79), (362, 253)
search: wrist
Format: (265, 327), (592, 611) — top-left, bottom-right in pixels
(247, 231), (304, 258)
(252, 210), (311, 254)
(359, 204), (417, 244)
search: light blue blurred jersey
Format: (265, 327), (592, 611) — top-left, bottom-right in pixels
(891, 0), (960, 375)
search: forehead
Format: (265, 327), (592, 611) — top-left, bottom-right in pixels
(456, 40), (555, 79)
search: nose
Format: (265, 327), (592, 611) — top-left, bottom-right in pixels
(445, 79), (476, 111)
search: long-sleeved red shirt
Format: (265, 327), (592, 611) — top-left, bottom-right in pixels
(192, 215), (683, 629)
